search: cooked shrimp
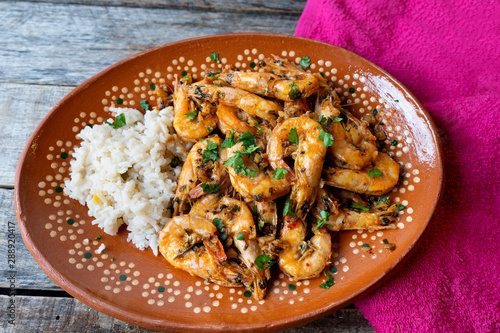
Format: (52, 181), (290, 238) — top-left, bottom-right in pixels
(281, 99), (311, 119)
(172, 136), (228, 215)
(173, 82), (217, 142)
(159, 215), (253, 287)
(216, 104), (257, 136)
(224, 142), (291, 201)
(323, 152), (400, 196)
(248, 200), (280, 258)
(311, 187), (397, 231)
(342, 204), (398, 230)
(278, 215), (331, 280)
(185, 84), (281, 125)
(190, 195), (269, 300)
(220, 57), (319, 101)
(315, 89), (378, 170)
(267, 115), (327, 217)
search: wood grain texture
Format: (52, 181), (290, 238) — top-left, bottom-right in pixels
(0, 295), (374, 332)
(11, 0), (307, 14)
(0, 83), (73, 186)
(0, 1), (302, 86)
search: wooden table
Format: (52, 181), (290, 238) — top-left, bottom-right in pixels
(0, 1), (374, 331)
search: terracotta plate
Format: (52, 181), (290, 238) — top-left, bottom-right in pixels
(15, 33), (443, 332)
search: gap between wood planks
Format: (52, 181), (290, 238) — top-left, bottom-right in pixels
(3, 0), (306, 15)
(0, 287), (72, 298)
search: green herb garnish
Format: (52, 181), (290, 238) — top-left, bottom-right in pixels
(212, 217), (224, 231)
(207, 125), (214, 131)
(273, 168), (288, 180)
(206, 71), (221, 78)
(223, 154), (257, 177)
(319, 129), (334, 147)
(319, 270), (335, 289)
(95, 235), (102, 240)
(376, 195), (390, 205)
(288, 128), (298, 144)
(202, 141), (219, 163)
(237, 131), (256, 147)
(236, 232), (245, 240)
(184, 111), (198, 120)
(201, 183), (221, 194)
(255, 254), (276, 270)
(288, 82), (302, 100)
(232, 205), (240, 212)
(170, 157), (180, 168)
(298, 56), (311, 68)
(105, 113), (127, 129)
(396, 204), (406, 211)
(210, 52), (220, 63)
(314, 210), (330, 231)
(369, 169), (383, 178)
(351, 203), (370, 212)
(140, 100), (149, 111)
(283, 196), (295, 217)
(221, 129), (236, 148)
(257, 127), (264, 135)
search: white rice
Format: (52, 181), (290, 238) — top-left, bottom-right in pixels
(64, 107), (189, 255)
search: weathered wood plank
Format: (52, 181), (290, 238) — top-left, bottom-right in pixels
(0, 2), (301, 86)
(0, 188), (60, 289)
(0, 83), (73, 186)
(11, 0), (307, 14)
(0, 295), (374, 332)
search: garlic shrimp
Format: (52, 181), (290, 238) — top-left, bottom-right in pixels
(323, 152), (400, 196)
(173, 82), (217, 142)
(278, 215), (331, 280)
(190, 195), (269, 300)
(159, 215), (253, 287)
(267, 115), (327, 217)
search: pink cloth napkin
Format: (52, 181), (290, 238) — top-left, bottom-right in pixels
(296, 0), (500, 332)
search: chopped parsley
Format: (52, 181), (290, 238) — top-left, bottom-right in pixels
(236, 232), (245, 240)
(210, 52), (220, 63)
(369, 169), (384, 178)
(239, 144), (260, 155)
(212, 217), (224, 231)
(288, 82), (302, 100)
(223, 154), (257, 177)
(170, 157), (180, 168)
(273, 168), (288, 180)
(205, 71), (220, 78)
(298, 56), (311, 68)
(351, 203), (370, 212)
(255, 254), (276, 270)
(207, 125), (214, 131)
(376, 195), (390, 205)
(232, 205), (240, 212)
(288, 127), (298, 144)
(201, 183), (221, 194)
(94, 235), (102, 240)
(313, 210), (330, 231)
(221, 129), (236, 148)
(140, 100), (149, 111)
(396, 204), (407, 211)
(319, 129), (334, 147)
(257, 127), (264, 135)
(237, 131), (256, 147)
(202, 141), (219, 163)
(184, 111), (198, 121)
(283, 196), (295, 217)
(105, 113), (127, 129)
(319, 270), (335, 289)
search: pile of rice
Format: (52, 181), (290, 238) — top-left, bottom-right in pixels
(64, 107), (189, 255)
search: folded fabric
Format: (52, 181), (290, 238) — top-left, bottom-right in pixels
(296, 0), (500, 332)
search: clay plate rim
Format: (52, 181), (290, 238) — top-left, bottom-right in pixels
(15, 33), (444, 332)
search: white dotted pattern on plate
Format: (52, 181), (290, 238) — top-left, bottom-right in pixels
(38, 49), (418, 313)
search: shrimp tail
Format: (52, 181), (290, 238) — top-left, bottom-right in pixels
(203, 236), (227, 262)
